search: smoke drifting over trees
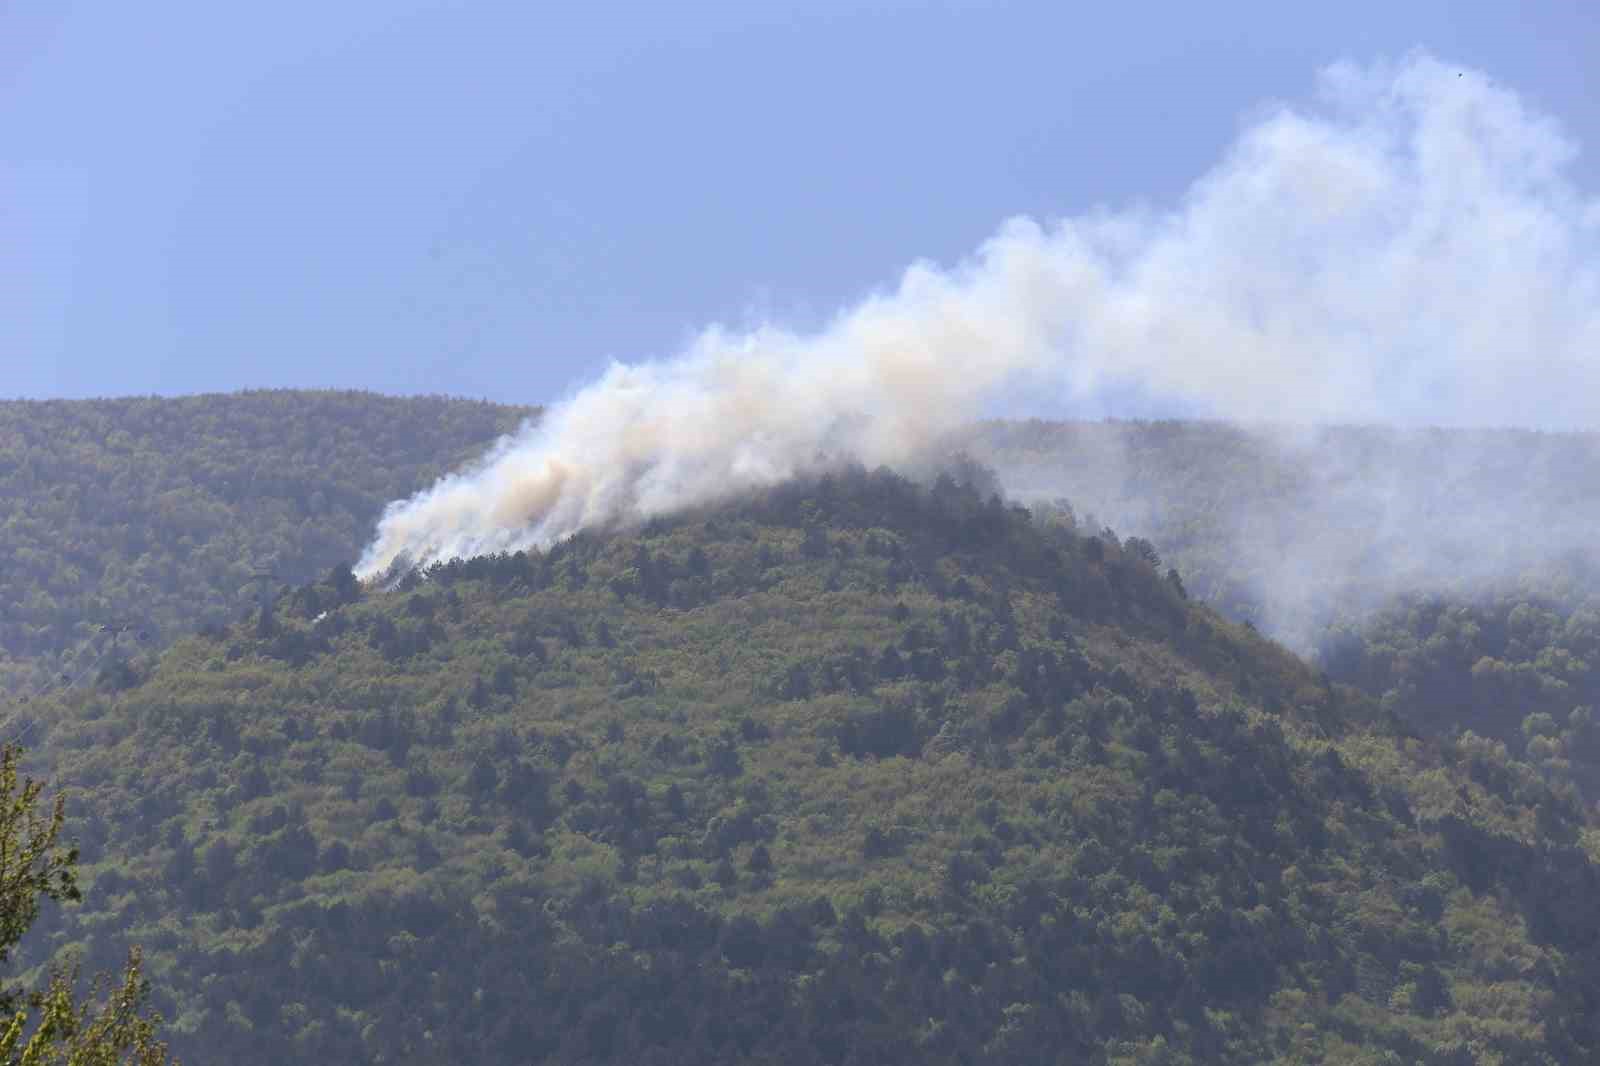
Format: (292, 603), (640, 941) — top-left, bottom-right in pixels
(975, 419), (1600, 652)
(358, 53), (1600, 578)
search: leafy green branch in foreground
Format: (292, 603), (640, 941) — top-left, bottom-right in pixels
(0, 745), (170, 1064)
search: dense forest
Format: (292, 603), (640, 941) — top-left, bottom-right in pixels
(12, 463), (1600, 1064)
(0, 391), (533, 694)
(7, 397), (1600, 1062)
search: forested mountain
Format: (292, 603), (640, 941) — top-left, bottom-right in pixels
(16, 467), (1600, 1064)
(0, 391), (533, 693)
(8, 397), (1594, 804)
(7, 398), (1600, 1063)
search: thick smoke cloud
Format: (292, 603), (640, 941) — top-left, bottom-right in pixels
(357, 54), (1600, 577)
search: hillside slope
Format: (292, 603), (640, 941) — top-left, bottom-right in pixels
(20, 467), (1600, 1065)
(977, 419), (1600, 803)
(0, 391), (534, 691)
(9, 401), (1597, 808)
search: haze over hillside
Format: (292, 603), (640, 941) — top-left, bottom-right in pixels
(973, 420), (1600, 803)
(972, 419), (1600, 649)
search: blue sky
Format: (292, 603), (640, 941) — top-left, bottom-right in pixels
(4, 1), (1596, 404)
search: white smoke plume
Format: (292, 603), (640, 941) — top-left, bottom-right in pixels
(357, 53), (1600, 577)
